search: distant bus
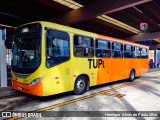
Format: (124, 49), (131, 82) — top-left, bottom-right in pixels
(11, 22), (149, 96)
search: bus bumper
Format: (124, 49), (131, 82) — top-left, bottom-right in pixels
(12, 80), (43, 96)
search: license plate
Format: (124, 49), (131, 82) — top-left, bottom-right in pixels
(17, 86), (22, 91)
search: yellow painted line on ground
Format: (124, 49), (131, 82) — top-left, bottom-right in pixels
(99, 92), (126, 98)
(8, 80), (145, 120)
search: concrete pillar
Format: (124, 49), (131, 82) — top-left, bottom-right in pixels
(154, 49), (157, 67)
(0, 29), (7, 87)
(157, 50), (160, 67)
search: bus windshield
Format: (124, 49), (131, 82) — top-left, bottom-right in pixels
(12, 24), (41, 74)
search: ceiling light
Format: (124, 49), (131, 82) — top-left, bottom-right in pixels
(97, 15), (140, 34)
(53, 0), (83, 10)
(0, 24), (15, 28)
(133, 6), (143, 14)
(0, 12), (19, 18)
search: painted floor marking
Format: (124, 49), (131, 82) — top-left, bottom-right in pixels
(99, 92), (126, 98)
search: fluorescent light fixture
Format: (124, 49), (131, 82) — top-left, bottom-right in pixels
(0, 12), (19, 18)
(133, 6), (143, 14)
(53, 0), (83, 9)
(97, 15), (140, 34)
(0, 24), (15, 28)
(53, 0), (141, 34)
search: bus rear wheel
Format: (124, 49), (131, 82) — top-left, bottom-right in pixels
(74, 76), (87, 95)
(129, 70), (135, 82)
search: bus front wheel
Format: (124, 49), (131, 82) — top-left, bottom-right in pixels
(129, 70), (135, 82)
(74, 76), (87, 95)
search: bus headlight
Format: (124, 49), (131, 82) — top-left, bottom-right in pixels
(30, 77), (42, 86)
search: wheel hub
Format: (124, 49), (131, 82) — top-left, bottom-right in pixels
(131, 72), (134, 80)
(77, 79), (85, 91)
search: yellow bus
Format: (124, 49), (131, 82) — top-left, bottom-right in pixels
(11, 22), (149, 96)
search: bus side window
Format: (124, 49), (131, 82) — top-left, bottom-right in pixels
(134, 46), (141, 58)
(95, 39), (111, 58)
(124, 44), (133, 58)
(74, 35), (94, 58)
(141, 48), (148, 58)
(46, 29), (70, 68)
(112, 42), (123, 58)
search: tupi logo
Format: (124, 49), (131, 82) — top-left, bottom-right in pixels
(88, 59), (105, 69)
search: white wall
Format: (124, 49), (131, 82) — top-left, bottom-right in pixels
(0, 29), (7, 87)
(157, 50), (160, 64)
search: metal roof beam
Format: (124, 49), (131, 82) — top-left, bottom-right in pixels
(129, 31), (160, 42)
(150, 44), (160, 49)
(50, 0), (152, 25)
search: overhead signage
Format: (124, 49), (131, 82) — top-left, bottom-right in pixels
(140, 23), (148, 31)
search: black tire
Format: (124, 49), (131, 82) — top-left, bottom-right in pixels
(74, 76), (87, 95)
(129, 70), (135, 82)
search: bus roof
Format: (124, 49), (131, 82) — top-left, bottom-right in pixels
(18, 21), (149, 49)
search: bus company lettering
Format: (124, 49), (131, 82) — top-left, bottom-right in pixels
(88, 59), (105, 69)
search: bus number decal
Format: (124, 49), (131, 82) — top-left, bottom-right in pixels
(88, 59), (105, 69)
